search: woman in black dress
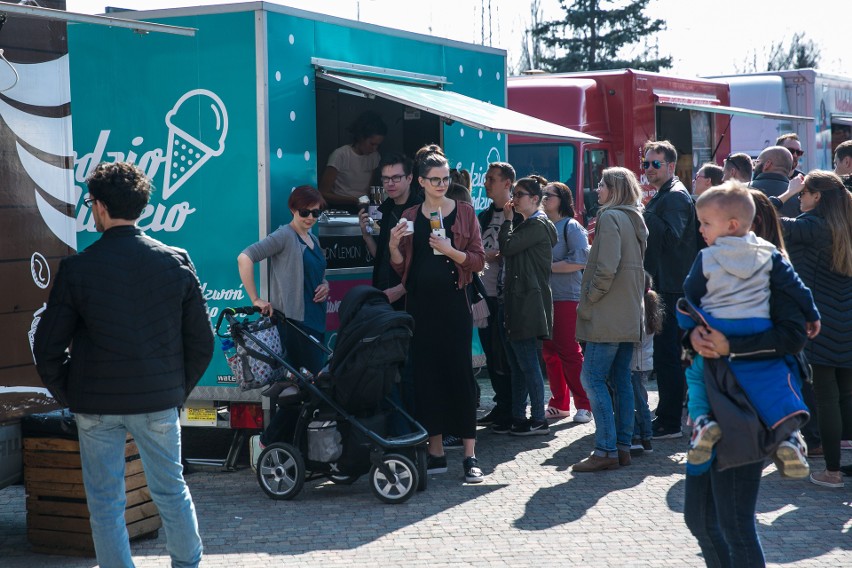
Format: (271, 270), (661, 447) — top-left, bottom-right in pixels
(389, 151), (486, 483)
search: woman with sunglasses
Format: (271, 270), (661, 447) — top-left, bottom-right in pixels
(540, 181), (592, 423)
(773, 170), (852, 488)
(571, 167), (648, 472)
(238, 185), (330, 462)
(238, 185), (329, 375)
(388, 151), (486, 483)
(497, 175), (557, 436)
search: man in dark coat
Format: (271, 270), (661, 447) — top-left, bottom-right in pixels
(751, 145), (798, 218)
(642, 140), (699, 439)
(34, 162), (213, 568)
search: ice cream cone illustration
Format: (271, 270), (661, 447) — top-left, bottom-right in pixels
(163, 89), (228, 199)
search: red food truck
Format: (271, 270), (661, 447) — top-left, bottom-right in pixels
(507, 69), (803, 225)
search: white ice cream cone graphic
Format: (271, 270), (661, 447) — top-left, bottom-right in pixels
(163, 89), (228, 199)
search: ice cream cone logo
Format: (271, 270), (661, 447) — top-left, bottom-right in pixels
(163, 89), (228, 200)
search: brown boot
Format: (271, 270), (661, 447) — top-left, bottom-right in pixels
(572, 453), (620, 472)
(618, 450), (631, 466)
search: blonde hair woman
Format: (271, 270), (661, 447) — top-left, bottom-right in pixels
(572, 167), (648, 472)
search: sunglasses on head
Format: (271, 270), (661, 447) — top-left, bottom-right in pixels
(298, 209), (323, 218)
(642, 160), (666, 170)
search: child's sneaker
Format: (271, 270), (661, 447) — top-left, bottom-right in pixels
(774, 431), (810, 478)
(687, 415), (722, 466)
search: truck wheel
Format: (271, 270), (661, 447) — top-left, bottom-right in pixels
(369, 453), (418, 504)
(256, 443), (304, 500)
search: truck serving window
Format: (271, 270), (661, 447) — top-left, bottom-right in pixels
(508, 143), (577, 195)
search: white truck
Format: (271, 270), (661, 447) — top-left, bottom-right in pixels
(710, 69), (852, 168)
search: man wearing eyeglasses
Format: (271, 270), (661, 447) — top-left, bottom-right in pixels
(642, 140), (699, 440)
(359, 153), (422, 310)
(751, 146), (799, 218)
(777, 133), (805, 179)
(33, 162), (212, 568)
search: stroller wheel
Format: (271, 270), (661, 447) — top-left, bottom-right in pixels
(369, 453), (418, 504)
(256, 443), (305, 500)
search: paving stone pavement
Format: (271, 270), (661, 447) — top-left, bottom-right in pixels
(2, 380), (851, 567)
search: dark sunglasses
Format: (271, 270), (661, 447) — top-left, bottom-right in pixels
(542, 192), (560, 200)
(298, 209), (323, 218)
(790, 149), (805, 157)
(83, 196), (96, 207)
(642, 160), (666, 170)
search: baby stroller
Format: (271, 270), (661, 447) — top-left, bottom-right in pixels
(217, 286), (428, 504)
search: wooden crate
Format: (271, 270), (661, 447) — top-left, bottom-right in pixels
(23, 435), (162, 557)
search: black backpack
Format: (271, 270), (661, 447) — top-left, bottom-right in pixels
(327, 286), (414, 413)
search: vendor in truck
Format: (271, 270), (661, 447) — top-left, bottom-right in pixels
(319, 111), (386, 210)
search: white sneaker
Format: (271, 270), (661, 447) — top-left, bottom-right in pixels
(573, 409), (593, 423)
(545, 406), (571, 420)
(249, 434), (264, 473)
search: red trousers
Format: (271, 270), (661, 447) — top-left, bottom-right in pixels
(542, 300), (590, 412)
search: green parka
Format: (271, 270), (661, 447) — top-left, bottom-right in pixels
(499, 211), (557, 341)
(576, 205), (648, 343)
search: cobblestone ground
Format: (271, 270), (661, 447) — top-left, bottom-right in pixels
(2, 379), (851, 567)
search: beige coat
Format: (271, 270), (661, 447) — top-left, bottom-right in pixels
(576, 205), (648, 343)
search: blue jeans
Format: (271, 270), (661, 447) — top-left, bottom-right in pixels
(580, 342), (635, 454)
(683, 460), (765, 568)
(76, 409), (202, 568)
(631, 370), (653, 440)
(506, 336), (546, 423)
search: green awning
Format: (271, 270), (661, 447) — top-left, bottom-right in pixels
(321, 72), (601, 143)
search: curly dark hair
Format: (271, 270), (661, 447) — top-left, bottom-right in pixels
(85, 161), (152, 220)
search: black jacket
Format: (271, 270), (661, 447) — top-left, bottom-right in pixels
(33, 226), (214, 414)
(751, 172), (800, 218)
(643, 177), (699, 294)
(780, 211), (852, 367)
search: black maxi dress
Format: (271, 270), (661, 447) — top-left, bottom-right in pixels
(406, 207), (477, 439)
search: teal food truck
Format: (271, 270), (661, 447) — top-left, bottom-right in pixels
(67, 2), (594, 466)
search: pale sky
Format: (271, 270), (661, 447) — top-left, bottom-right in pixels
(65, 0), (846, 78)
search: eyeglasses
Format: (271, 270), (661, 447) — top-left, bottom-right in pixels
(381, 174), (406, 185)
(83, 196), (96, 208)
(790, 149), (805, 157)
(797, 189), (814, 199)
(423, 176), (450, 187)
(513, 191), (530, 199)
(693, 174), (708, 181)
(642, 160), (666, 170)
(542, 193), (560, 200)
(298, 209), (323, 218)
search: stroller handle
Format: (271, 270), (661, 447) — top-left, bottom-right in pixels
(215, 305), (260, 336)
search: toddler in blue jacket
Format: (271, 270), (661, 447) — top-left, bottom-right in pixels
(680, 182), (820, 477)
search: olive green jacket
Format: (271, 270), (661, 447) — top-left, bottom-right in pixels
(577, 205), (648, 343)
(499, 211), (557, 341)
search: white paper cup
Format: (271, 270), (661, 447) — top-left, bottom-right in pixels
(404, 220), (414, 235)
(432, 228), (446, 254)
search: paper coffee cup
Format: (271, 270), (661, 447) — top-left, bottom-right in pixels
(404, 220), (414, 235)
(432, 228), (446, 255)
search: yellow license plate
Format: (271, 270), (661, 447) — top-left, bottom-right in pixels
(185, 407), (217, 422)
